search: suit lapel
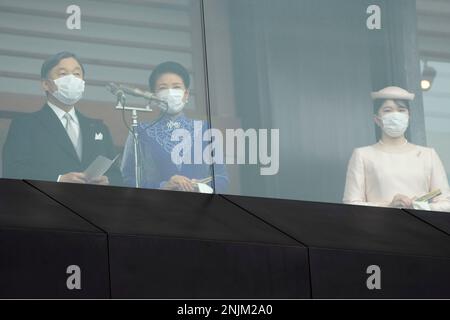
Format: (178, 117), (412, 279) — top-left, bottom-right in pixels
(36, 104), (80, 163)
(77, 111), (97, 166)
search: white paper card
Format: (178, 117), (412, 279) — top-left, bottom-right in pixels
(412, 201), (431, 211)
(84, 155), (119, 181)
(197, 183), (214, 194)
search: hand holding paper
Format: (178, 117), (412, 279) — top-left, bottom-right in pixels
(412, 189), (442, 211)
(83, 155), (119, 183)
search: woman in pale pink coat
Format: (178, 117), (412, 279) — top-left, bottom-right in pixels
(343, 86), (450, 212)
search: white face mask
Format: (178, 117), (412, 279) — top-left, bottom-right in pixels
(50, 74), (85, 106)
(157, 88), (186, 115)
(380, 112), (409, 138)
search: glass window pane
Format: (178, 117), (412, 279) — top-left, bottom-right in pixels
(203, 0), (450, 213)
(0, 0), (217, 194)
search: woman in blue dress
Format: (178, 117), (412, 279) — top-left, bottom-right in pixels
(121, 61), (229, 193)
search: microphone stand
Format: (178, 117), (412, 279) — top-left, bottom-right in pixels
(115, 94), (153, 188)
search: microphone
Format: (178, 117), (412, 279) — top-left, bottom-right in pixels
(118, 84), (156, 101)
(106, 82), (125, 101)
(106, 82), (168, 112)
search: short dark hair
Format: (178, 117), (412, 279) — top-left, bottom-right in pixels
(40, 51), (85, 79)
(373, 99), (410, 115)
(148, 61), (190, 92)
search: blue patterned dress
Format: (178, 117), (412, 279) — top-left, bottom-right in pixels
(120, 113), (229, 192)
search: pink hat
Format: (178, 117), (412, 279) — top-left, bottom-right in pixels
(371, 86), (415, 101)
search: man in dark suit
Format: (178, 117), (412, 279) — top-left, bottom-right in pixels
(3, 51), (122, 186)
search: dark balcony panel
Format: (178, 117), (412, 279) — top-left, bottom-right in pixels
(0, 179), (109, 298)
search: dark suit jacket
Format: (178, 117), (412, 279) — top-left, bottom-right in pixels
(2, 104), (123, 186)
